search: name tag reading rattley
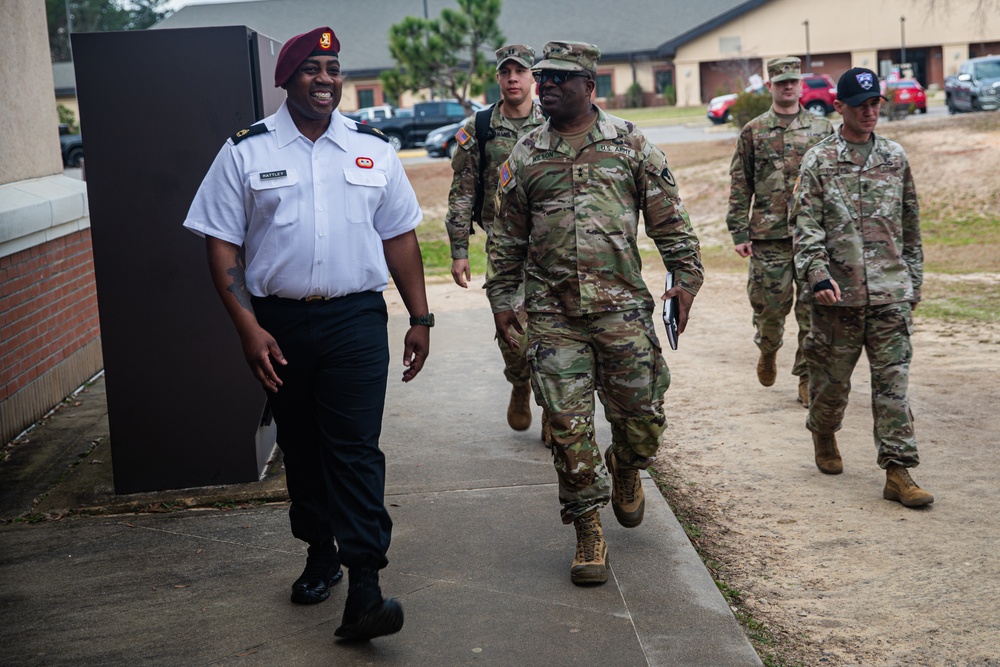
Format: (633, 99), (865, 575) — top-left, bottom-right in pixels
(662, 271), (679, 350)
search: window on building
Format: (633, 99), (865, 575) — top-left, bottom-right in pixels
(654, 69), (674, 94)
(357, 88), (375, 109)
(719, 36), (741, 54)
(485, 82), (500, 104)
(596, 73), (613, 98)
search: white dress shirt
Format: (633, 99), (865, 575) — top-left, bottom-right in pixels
(184, 102), (422, 299)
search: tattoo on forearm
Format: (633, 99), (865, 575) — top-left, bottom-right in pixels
(225, 249), (253, 312)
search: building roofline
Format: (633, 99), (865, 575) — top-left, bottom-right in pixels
(656, 0), (770, 58)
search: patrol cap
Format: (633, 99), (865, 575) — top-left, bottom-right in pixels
(532, 40), (600, 73)
(495, 44), (534, 70)
(767, 57), (802, 82)
(274, 26), (340, 88)
(836, 67), (886, 106)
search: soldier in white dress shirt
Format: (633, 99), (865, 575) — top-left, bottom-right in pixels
(183, 26), (432, 641)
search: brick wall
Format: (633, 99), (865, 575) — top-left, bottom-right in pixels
(1, 230), (102, 442)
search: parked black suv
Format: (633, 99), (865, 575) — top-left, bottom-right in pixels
(59, 124), (84, 167)
(369, 99), (484, 152)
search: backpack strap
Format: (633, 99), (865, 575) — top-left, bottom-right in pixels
(471, 103), (497, 231)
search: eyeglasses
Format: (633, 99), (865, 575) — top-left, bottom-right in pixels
(532, 70), (591, 85)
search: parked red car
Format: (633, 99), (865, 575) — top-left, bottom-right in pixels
(706, 72), (837, 124)
(882, 79), (928, 114)
(799, 73), (837, 116)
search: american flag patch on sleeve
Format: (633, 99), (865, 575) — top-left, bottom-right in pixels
(499, 161), (513, 187)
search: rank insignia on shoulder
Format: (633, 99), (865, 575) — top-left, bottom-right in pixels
(499, 160), (513, 188)
(231, 122), (267, 145)
(353, 123), (390, 142)
(456, 127), (471, 146)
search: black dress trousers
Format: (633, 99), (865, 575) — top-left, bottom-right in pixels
(253, 291), (393, 569)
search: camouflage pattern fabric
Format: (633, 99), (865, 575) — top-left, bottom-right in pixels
(445, 102), (546, 260)
(527, 310), (670, 524)
(727, 107), (830, 376)
(485, 106), (703, 316)
(791, 130), (923, 307)
(804, 302), (919, 468)
(726, 107), (833, 244)
(748, 239), (810, 376)
(444, 101), (544, 386)
(496, 302), (530, 384)
(484, 107), (702, 523)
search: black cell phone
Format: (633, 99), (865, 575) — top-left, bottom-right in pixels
(662, 271), (678, 350)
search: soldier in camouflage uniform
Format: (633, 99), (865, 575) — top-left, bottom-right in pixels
(445, 44), (548, 438)
(726, 57), (833, 406)
(792, 67), (933, 507)
(485, 41), (704, 585)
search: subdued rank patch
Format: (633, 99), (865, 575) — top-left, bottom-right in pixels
(499, 160), (513, 188)
(259, 170), (287, 180)
(456, 127), (472, 145)
(661, 166), (676, 187)
(596, 144), (635, 158)
(356, 157), (374, 169)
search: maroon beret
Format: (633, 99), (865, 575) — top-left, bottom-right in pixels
(274, 26), (340, 88)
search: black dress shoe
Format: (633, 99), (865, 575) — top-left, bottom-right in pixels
(334, 567), (404, 640)
(290, 541), (343, 605)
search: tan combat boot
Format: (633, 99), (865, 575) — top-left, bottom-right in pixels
(541, 410), (553, 449)
(883, 464), (934, 507)
(605, 446), (644, 528)
(757, 351), (777, 387)
(812, 432), (843, 474)
(797, 375), (809, 408)
(507, 381), (532, 431)
(570, 511), (608, 585)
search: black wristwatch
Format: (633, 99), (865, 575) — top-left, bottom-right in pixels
(409, 313), (435, 327)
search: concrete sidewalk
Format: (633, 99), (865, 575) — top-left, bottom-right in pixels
(0, 304), (762, 666)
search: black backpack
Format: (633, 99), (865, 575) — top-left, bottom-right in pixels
(470, 103), (497, 232)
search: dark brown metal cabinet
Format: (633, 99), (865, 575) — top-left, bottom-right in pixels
(72, 27), (284, 493)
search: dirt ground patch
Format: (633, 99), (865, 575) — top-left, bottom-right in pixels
(401, 112), (1000, 666)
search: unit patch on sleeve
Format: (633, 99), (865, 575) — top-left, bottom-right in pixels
(456, 127), (472, 146)
(660, 166), (677, 187)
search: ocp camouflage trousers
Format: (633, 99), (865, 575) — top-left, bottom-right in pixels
(747, 238), (809, 377)
(526, 309), (670, 524)
(496, 303), (531, 385)
(487, 229), (531, 385)
(804, 302), (920, 468)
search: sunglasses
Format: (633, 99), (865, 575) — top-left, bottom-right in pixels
(532, 70), (591, 85)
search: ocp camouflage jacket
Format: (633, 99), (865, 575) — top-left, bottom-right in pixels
(485, 107), (703, 317)
(791, 129), (923, 306)
(727, 107), (833, 244)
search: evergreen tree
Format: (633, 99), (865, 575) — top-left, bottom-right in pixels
(47, 0), (171, 62)
(382, 0), (504, 115)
